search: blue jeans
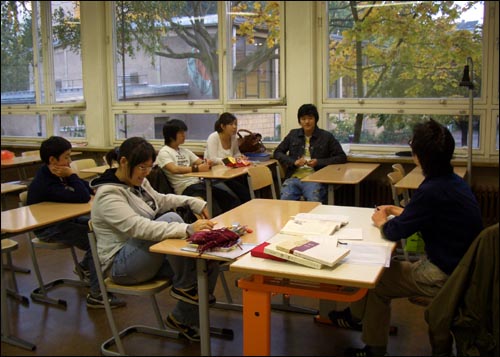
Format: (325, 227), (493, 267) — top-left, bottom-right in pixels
(110, 211), (219, 326)
(280, 178), (327, 203)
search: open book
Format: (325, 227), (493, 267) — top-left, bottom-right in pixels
(276, 235), (350, 267)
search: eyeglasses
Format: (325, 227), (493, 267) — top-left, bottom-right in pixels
(137, 165), (154, 173)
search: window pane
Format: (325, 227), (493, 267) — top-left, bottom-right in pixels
(227, 1), (281, 100)
(113, 1), (219, 102)
(326, 1), (483, 99)
(1, 113), (46, 137)
(115, 113), (218, 140)
(1, 1), (36, 104)
(326, 113), (480, 149)
(54, 113), (86, 138)
(52, 1), (83, 103)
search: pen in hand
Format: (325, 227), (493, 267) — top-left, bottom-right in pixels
(374, 205), (380, 211)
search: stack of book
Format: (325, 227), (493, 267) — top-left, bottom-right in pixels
(251, 213), (351, 269)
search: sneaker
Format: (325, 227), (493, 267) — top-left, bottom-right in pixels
(328, 307), (363, 331)
(73, 263), (91, 283)
(170, 286), (216, 306)
(86, 293), (126, 309)
(165, 313), (200, 342)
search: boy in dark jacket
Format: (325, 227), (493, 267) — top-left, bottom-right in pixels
(27, 136), (124, 309)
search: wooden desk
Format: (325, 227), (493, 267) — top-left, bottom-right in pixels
(1, 151), (82, 180)
(395, 166), (467, 190)
(301, 163), (380, 206)
(1, 200), (91, 351)
(1, 183), (27, 210)
(184, 159), (279, 216)
(150, 199), (320, 356)
(230, 204), (395, 355)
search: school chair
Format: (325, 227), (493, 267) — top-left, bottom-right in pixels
(19, 191), (88, 308)
(87, 221), (181, 356)
(1, 238), (29, 306)
(70, 158), (98, 180)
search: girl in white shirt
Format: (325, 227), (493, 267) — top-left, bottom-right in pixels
(204, 112), (251, 203)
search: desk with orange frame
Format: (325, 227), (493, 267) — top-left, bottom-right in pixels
(230, 203), (395, 356)
(301, 163), (380, 206)
(150, 198), (320, 356)
(395, 165), (467, 190)
(1, 200), (92, 350)
(183, 159), (279, 217)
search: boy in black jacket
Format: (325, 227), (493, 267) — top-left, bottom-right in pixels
(27, 136), (125, 309)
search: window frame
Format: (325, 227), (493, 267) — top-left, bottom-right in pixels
(318, 1), (496, 161)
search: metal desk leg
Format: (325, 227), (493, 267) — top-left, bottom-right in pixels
(328, 184), (335, 205)
(196, 259), (211, 356)
(1, 255), (36, 351)
(204, 179), (213, 217)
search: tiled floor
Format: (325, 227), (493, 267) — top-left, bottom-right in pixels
(1, 229), (433, 356)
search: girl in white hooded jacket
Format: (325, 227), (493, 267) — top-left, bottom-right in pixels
(90, 137), (219, 342)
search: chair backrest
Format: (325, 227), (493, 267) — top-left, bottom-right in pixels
(425, 223), (499, 356)
(387, 170), (410, 207)
(247, 165), (277, 199)
(70, 158), (97, 179)
(392, 163), (406, 176)
(19, 191), (27, 207)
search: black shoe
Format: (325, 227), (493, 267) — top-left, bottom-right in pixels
(86, 293), (126, 309)
(170, 286), (216, 306)
(165, 314), (200, 342)
(329, 307), (362, 331)
(73, 263), (90, 283)
(344, 346), (388, 357)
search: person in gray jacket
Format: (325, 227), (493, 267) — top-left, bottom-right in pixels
(90, 137), (219, 342)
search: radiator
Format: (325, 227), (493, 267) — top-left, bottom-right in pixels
(473, 184), (499, 227)
(334, 180), (392, 208)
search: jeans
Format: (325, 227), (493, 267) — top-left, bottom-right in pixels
(350, 258), (448, 347)
(280, 177), (327, 203)
(110, 211), (220, 326)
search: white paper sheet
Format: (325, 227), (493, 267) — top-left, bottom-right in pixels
(335, 228), (363, 240)
(338, 241), (392, 267)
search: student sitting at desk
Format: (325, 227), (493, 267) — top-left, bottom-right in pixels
(27, 136), (125, 309)
(156, 118), (240, 216)
(335, 119), (483, 357)
(273, 103), (346, 203)
(90, 137), (219, 342)
(204, 112), (251, 204)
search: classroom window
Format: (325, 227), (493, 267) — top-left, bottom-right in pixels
(54, 113), (86, 139)
(0, 113), (46, 138)
(112, 1), (219, 102)
(326, 112), (480, 149)
(0, 1), (84, 105)
(226, 1), (282, 100)
(325, 1), (483, 100)
(323, 1), (485, 147)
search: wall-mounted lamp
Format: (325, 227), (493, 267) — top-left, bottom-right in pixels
(459, 57), (473, 186)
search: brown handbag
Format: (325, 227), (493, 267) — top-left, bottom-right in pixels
(237, 129), (266, 153)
